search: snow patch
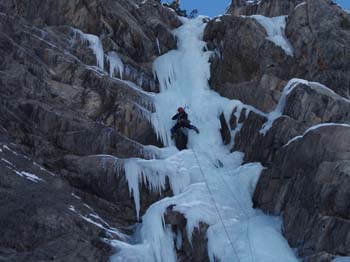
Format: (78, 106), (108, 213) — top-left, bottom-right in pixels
(2, 145), (19, 155)
(284, 123), (350, 147)
(69, 205), (128, 240)
(20, 171), (44, 182)
(33, 161), (56, 176)
(249, 15), (294, 56)
(246, 0), (262, 4)
(295, 2), (306, 9)
(260, 78), (350, 135)
(1, 150), (47, 182)
(1, 158), (15, 167)
(71, 193), (81, 200)
(5, 164), (44, 183)
(260, 79), (305, 135)
(214, 17), (222, 23)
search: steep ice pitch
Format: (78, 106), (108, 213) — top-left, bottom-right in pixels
(112, 17), (298, 262)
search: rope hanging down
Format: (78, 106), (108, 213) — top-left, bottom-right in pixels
(192, 149), (242, 262)
(218, 170), (256, 262)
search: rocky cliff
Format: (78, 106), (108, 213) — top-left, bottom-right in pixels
(205, 0), (350, 261)
(0, 0), (181, 260)
(1, 0), (350, 261)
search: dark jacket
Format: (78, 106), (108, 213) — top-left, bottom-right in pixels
(172, 111), (188, 122)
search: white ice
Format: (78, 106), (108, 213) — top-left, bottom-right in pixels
(7, 166), (44, 183)
(74, 29), (105, 70)
(112, 17), (298, 262)
(248, 15), (294, 56)
(284, 123), (350, 147)
(295, 2), (306, 9)
(19, 171), (43, 182)
(107, 51), (124, 79)
(69, 204), (128, 240)
(1, 158), (15, 167)
(244, 0), (262, 4)
(2, 145), (19, 155)
(333, 258), (350, 262)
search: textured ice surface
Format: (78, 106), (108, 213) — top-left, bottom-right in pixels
(113, 17), (298, 262)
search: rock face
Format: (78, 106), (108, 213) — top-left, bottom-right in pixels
(234, 83), (350, 166)
(0, 0), (182, 260)
(254, 125), (350, 260)
(205, 0), (350, 112)
(59, 154), (173, 223)
(205, 0), (350, 261)
(1, 0), (350, 260)
(0, 132), (115, 262)
(0, 0), (180, 62)
(227, 0), (304, 17)
(286, 0), (350, 98)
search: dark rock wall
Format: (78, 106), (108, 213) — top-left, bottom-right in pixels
(0, 0), (182, 261)
(0, 132), (114, 262)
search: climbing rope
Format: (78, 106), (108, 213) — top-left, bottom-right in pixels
(218, 170), (256, 262)
(192, 149), (242, 262)
(193, 148), (256, 262)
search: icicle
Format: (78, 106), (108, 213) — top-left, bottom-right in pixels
(74, 29), (105, 70)
(107, 51), (124, 78)
(124, 155), (192, 220)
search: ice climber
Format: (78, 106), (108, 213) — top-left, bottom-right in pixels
(171, 107), (199, 138)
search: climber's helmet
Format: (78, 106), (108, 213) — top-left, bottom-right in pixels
(177, 107), (184, 113)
